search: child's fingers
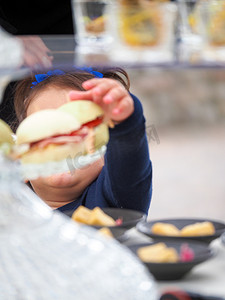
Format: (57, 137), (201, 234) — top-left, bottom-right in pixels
(69, 90), (93, 101)
(103, 86), (127, 104)
(82, 78), (118, 91)
(89, 82), (112, 103)
(112, 96), (134, 121)
(82, 78), (100, 89)
(69, 79), (134, 122)
(85, 79), (127, 104)
(82, 78), (117, 89)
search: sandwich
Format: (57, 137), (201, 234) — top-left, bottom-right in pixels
(0, 119), (14, 156)
(15, 109), (89, 164)
(58, 100), (109, 154)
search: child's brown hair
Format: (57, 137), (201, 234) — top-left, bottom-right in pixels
(13, 67), (130, 132)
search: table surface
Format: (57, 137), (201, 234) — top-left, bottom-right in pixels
(122, 228), (225, 299)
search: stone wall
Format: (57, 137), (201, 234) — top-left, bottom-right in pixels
(128, 68), (225, 128)
(127, 68), (225, 222)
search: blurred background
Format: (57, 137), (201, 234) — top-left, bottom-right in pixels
(128, 68), (225, 222)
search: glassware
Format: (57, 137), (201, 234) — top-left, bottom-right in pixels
(177, 0), (204, 62)
(72, 0), (114, 52)
(0, 154), (158, 299)
(197, 0), (225, 62)
(111, 0), (177, 65)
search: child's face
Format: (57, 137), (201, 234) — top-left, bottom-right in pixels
(26, 86), (104, 207)
(27, 86), (71, 115)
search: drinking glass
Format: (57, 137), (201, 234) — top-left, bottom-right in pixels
(197, 0), (225, 62)
(72, 0), (114, 52)
(111, 0), (177, 64)
(177, 0), (204, 62)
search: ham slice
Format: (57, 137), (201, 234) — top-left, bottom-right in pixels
(30, 126), (89, 150)
(34, 134), (86, 149)
(24, 116), (104, 153)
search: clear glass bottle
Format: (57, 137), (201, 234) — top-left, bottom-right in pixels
(0, 154), (158, 300)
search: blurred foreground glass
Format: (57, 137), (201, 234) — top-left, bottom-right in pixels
(72, 0), (114, 52)
(196, 0), (225, 62)
(111, 0), (177, 64)
(0, 154), (158, 300)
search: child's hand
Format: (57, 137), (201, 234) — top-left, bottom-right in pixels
(68, 78), (134, 124)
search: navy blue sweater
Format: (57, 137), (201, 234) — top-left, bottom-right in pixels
(57, 94), (152, 217)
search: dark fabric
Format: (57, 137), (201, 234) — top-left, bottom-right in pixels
(57, 94), (152, 217)
(0, 0), (74, 35)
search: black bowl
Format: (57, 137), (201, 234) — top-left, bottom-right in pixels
(98, 227), (130, 243)
(127, 240), (214, 281)
(136, 218), (225, 244)
(93, 208), (146, 230)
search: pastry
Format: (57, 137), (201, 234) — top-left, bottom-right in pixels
(98, 227), (114, 238)
(180, 221), (215, 236)
(137, 242), (179, 263)
(72, 206), (116, 226)
(151, 222), (180, 236)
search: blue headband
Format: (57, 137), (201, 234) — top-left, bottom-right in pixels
(31, 67), (103, 88)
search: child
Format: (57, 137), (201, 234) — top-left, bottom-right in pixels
(13, 67), (152, 216)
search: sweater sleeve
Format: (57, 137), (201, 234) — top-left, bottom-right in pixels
(101, 93), (152, 214)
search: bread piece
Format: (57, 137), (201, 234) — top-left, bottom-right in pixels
(137, 242), (179, 263)
(16, 109), (81, 145)
(71, 206), (92, 224)
(151, 222), (180, 236)
(88, 207), (116, 226)
(20, 142), (85, 164)
(180, 221), (215, 236)
(98, 227), (114, 238)
(72, 206), (116, 226)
